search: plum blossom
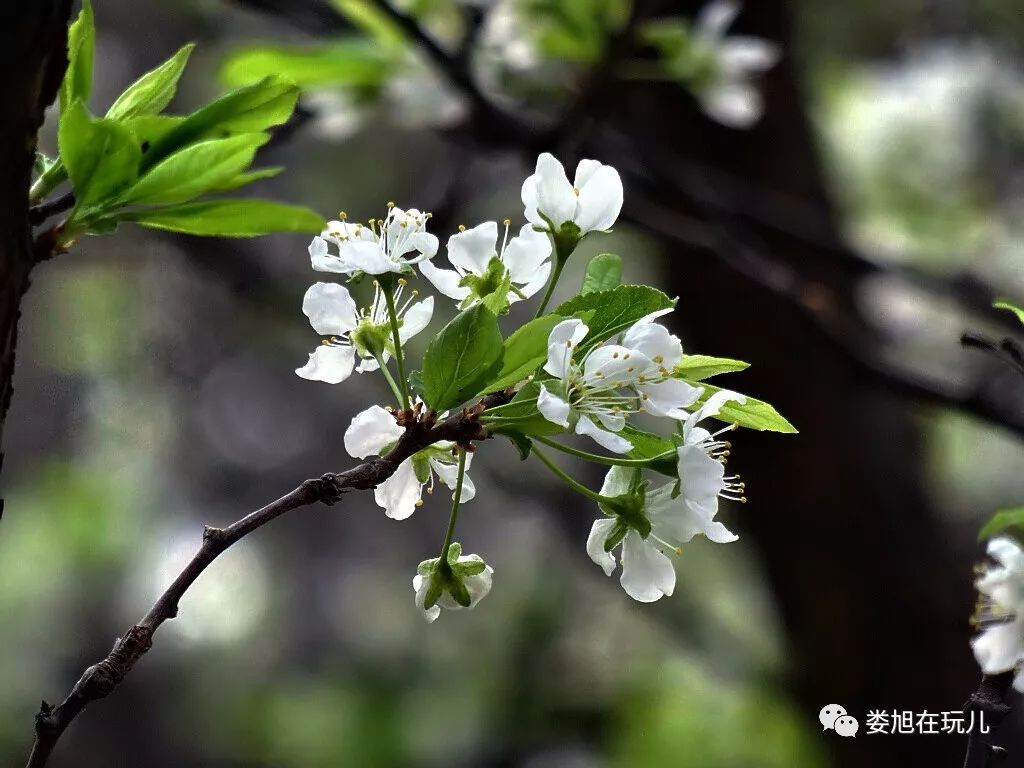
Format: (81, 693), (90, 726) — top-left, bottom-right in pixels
(343, 405), (475, 520)
(296, 280), (433, 384)
(308, 205), (438, 276)
(972, 537), (1024, 691)
(586, 468), (730, 602)
(521, 153), (623, 236)
(413, 543), (494, 623)
(419, 219), (552, 309)
(537, 316), (703, 452)
(690, 0), (780, 128)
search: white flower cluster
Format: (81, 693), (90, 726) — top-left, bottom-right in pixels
(972, 537), (1024, 691)
(294, 151), (748, 620)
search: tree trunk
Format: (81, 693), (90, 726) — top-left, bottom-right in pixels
(0, 2), (72, 514)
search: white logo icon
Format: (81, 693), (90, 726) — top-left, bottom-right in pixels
(820, 704), (858, 737)
(835, 715), (859, 738)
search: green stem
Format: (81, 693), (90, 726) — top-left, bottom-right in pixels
(30, 161), (68, 205)
(438, 447), (467, 563)
(532, 445), (603, 502)
(372, 351), (406, 408)
(534, 258), (566, 318)
(380, 278), (411, 410)
(533, 435), (662, 467)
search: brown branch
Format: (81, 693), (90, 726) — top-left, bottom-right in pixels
(962, 672), (1014, 768)
(24, 392), (512, 768)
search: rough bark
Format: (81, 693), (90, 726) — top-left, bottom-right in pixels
(0, 2), (73, 513)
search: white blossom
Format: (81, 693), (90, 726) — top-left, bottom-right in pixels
(537, 316), (703, 452)
(308, 206), (438, 276)
(343, 405), (475, 520)
(521, 153), (623, 236)
(972, 537), (1024, 691)
(691, 0), (780, 128)
(587, 459), (739, 603)
(413, 548), (494, 623)
(295, 281), (433, 384)
(419, 219), (552, 308)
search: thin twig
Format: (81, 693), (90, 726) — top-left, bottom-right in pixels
(25, 392), (512, 768)
(28, 191), (74, 225)
(962, 672), (1014, 768)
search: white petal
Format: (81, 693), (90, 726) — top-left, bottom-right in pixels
(344, 404), (404, 459)
(677, 443), (726, 515)
(622, 320), (683, 369)
(620, 530), (676, 602)
(309, 236), (346, 273)
(537, 384), (571, 427)
(521, 174), (543, 229)
(684, 389), (745, 440)
(640, 379), (704, 419)
(574, 165), (623, 233)
(356, 356), (379, 373)
(430, 457), (477, 503)
(575, 414), (633, 453)
(402, 231), (439, 263)
(398, 296), (434, 342)
(701, 82), (763, 128)
(581, 345), (651, 388)
(295, 345), (355, 384)
(503, 224), (552, 286)
(374, 458), (424, 520)
(419, 261), (472, 301)
(338, 239), (397, 275)
(301, 282), (358, 336)
(573, 159), (604, 189)
(463, 564), (493, 607)
(447, 221), (498, 275)
(413, 574), (441, 623)
(586, 518), (619, 577)
(600, 465), (633, 497)
(532, 152), (577, 228)
(594, 408), (625, 432)
(972, 617), (1024, 674)
(543, 319), (589, 378)
(719, 37), (781, 76)
(695, 0), (739, 39)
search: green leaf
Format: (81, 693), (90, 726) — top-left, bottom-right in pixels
(581, 253), (622, 294)
(58, 101), (141, 210)
(220, 41), (394, 88)
(207, 166), (283, 193)
(421, 305), (504, 411)
(143, 76), (299, 169)
(61, 0), (95, 111)
(994, 299), (1024, 327)
(123, 115), (185, 150)
(106, 43), (195, 120)
(554, 284), (675, 347)
(689, 383), (798, 433)
(117, 199), (325, 237)
(504, 431), (533, 460)
(120, 133), (269, 205)
(483, 314), (565, 394)
(675, 354), (750, 381)
(618, 424), (677, 476)
(979, 507), (1024, 543)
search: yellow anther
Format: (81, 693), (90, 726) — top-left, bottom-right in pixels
(627, 367), (634, 372)
(623, 353), (630, 360)
(503, 218), (511, 226)
(398, 278), (407, 286)
(387, 201), (396, 208)
(458, 224), (467, 232)
(641, 393), (649, 400)
(653, 355), (663, 364)
(415, 499), (424, 507)
(339, 211), (348, 220)
(612, 352), (619, 358)
(573, 187), (581, 196)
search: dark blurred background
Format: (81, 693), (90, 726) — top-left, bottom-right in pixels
(4, 0), (1024, 766)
